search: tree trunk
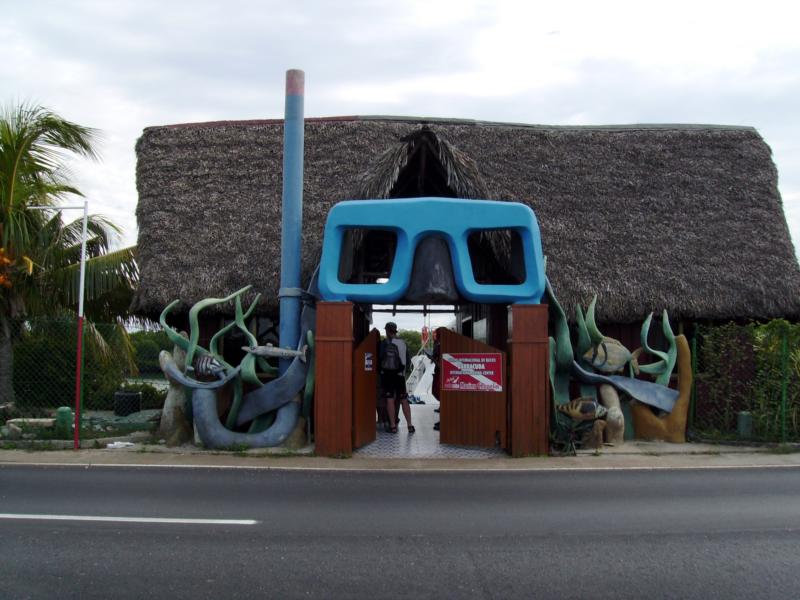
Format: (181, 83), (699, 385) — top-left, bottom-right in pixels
(0, 312), (15, 406)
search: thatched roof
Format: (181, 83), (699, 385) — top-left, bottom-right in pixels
(133, 116), (800, 323)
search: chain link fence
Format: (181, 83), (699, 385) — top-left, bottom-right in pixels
(4, 317), (167, 420)
(5, 316), (799, 445)
(692, 320), (800, 443)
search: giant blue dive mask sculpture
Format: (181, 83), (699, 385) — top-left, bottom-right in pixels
(318, 198), (546, 305)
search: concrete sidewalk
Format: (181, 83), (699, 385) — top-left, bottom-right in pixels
(7, 396), (798, 471)
(1, 440), (799, 471)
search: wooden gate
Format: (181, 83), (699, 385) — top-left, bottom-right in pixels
(438, 328), (507, 448)
(314, 302), (549, 457)
(352, 328), (379, 449)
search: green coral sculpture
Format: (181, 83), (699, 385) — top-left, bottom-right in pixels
(635, 310), (677, 386)
(159, 286), (279, 429)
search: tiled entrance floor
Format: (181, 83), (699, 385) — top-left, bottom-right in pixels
(353, 395), (507, 459)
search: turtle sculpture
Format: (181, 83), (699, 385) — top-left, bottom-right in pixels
(545, 271), (688, 451)
(582, 337), (634, 374)
(556, 397), (609, 451)
(582, 296), (635, 375)
(556, 397), (608, 422)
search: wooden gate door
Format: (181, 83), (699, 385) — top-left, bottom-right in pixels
(352, 328), (379, 449)
(438, 328), (507, 449)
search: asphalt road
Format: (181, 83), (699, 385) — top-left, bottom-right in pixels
(1, 464), (799, 599)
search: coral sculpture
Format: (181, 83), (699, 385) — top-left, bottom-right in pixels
(158, 273), (318, 449)
(630, 334), (692, 443)
(544, 262), (692, 452)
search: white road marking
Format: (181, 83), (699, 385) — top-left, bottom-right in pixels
(0, 513), (257, 525)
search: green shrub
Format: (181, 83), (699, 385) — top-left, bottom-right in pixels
(695, 319), (800, 442)
(397, 330), (422, 357)
(118, 382), (167, 409)
(13, 319), (131, 412)
(129, 329), (171, 374)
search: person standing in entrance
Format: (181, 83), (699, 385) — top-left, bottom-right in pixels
(379, 322), (414, 434)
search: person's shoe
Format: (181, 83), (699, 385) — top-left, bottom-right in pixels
(433, 422), (440, 431)
(408, 425), (415, 434)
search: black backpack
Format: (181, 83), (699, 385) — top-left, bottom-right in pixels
(381, 340), (401, 371)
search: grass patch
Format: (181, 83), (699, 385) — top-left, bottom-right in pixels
(28, 441), (56, 451)
(767, 444), (800, 454)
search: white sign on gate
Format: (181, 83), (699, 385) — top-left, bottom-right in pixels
(441, 353), (503, 392)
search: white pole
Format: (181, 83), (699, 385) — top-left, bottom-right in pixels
(77, 200), (88, 318)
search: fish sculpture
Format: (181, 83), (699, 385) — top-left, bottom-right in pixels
(243, 343), (308, 363)
(557, 397), (608, 422)
(187, 353), (226, 377)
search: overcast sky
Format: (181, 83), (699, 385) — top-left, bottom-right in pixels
(4, 0), (800, 331)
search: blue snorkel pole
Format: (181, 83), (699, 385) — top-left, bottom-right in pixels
(279, 69), (305, 374)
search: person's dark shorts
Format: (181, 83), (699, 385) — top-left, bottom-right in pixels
(380, 370), (408, 399)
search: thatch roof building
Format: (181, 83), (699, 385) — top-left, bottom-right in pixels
(133, 116), (800, 324)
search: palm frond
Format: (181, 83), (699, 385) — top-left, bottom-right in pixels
(83, 319), (113, 363)
(82, 319), (138, 374)
(51, 246), (138, 309)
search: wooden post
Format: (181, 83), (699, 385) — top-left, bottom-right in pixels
(314, 302), (354, 456)
(508, 304), (549, 456)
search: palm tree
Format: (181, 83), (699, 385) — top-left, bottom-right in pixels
(0, 103), (138, 405)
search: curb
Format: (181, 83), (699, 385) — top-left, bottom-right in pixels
(1, 445), (800, 472)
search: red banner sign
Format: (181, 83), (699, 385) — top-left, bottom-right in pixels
(441, 353), (503, 392)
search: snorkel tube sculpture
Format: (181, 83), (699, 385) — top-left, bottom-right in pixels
(158, 69), (313, 450)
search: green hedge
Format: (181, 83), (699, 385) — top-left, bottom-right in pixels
(13, 319), (132, 412)
(694, 320), (800, 442)
(129, 329), (171, 374)
(117, 382), (168, 409)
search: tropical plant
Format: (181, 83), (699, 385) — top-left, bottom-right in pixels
(0, 102), (138, 405)
(13, 318), (135, 414)
(397, 329), (422, 358)
(129, 329), (171, 374)
(694, 320), (800, 442)
(117, 381), (168, 410)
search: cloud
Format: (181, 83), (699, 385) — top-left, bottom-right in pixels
(2, 0), (799, 255)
